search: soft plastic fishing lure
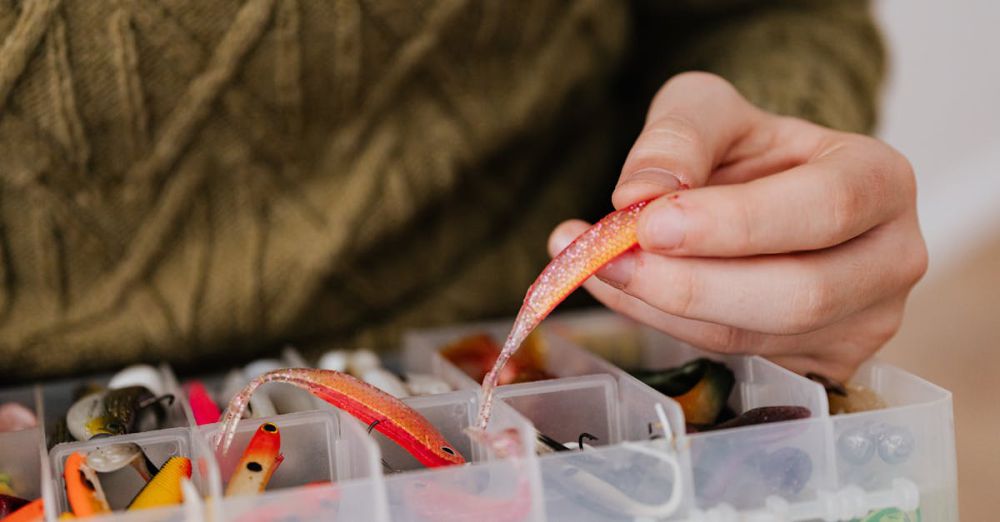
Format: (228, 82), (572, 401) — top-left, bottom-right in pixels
(128, 456), (191, 510)
(185, 380), (221, 425)
(225, 422), (284, 497)
(2, 498), (43, 522)
(65, 452), (110, 517)
(215, 369), (466, 468)
(477, 201), (648, 429)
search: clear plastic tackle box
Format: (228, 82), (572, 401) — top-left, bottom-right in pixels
(0, 309), (958, 521)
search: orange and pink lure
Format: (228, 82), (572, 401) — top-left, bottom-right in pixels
(477, 201), (648, 429)
(64, 451), (110, 517)
(225, 422), (284, 497)
(215, 369), (466, 468)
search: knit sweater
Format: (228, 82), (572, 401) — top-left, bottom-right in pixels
(0, 0), (883, 379)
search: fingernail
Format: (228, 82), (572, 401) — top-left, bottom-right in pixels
(615, 168), (683, 195)
(641, 202), (686, 250)
(596, 252), (636, 289)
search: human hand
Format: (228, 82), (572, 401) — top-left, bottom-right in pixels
(548, 72), (927, 382)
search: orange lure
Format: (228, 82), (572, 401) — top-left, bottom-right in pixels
(225, 422), (284, 496)
(477, 201), (648, 428)
(216, 369), (466, 468)
(64, 452), (110, 517)
(3, 498), (44, 522)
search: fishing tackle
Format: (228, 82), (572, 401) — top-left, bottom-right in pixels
(535, 431), (598, 454)
(2, 498), (43, 522)
(86, 443), (159, 482)
(404, 373), (452, 396)
(0, 493), (30, 518)
(215, 369), (465, 468)
(0, 403), (37, 433)
(441, 333), (551, 386)
(64, 452), (111, 517)
(477, 201), (648, 429)
(702, 406), (811, 432)
(184, 381), (221, 425)
(127, 456), (192, 510)
(108, 364), (166, 397)
(632, 358), (736, 427)
(225, 422), (284, 497)
(66, 386), (173, 441)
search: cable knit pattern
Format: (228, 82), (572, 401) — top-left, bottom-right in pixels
(0, 0), (883, 379)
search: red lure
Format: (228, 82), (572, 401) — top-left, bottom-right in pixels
(215, 369), (465, 468)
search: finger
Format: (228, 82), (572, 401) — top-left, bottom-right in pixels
(636, 135), (916, 256)
(764, 295), (908, 381)
(583, 272), (908, 382)
(613, 72), (764, 209)
(593, 218), (923, 335)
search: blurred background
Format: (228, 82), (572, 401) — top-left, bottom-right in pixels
(874, 1), (1000, 519)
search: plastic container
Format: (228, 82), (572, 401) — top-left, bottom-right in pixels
(0, 309), (957, 521)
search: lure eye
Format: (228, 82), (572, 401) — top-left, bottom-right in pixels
(105, 421), (124, 434)
(441, 446), (455, 456)
(246, 462), (263, 472)
(263, 423), (277, 432)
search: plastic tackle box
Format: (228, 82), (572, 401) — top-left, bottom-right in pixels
(0, 309), (958, 521)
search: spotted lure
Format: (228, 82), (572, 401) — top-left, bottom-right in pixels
(477, 201), (648, 429)
(215, 369), (465, 468)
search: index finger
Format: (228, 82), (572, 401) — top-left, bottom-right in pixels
(613, 72), (763, 209)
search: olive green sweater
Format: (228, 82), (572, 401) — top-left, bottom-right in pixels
(0, 0), (883, 379)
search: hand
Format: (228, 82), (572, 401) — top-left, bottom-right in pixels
(548, 72), (927, 381)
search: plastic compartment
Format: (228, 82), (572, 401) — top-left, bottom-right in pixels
(49, 426), (218, 521)
(381, 391), (544, 522)
(0, 309), (958, 521)
(0, 385), (45, 502)
(830, 361), (958, 521)
(200, 409), (385, 521)
(493, 375), (693, 520)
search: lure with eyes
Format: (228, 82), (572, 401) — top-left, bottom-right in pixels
(216, 369), (465, 468)
(225, 422), (284, 497)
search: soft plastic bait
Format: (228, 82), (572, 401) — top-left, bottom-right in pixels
(477, 201), (648, 429)
(215, 368), (465, 468)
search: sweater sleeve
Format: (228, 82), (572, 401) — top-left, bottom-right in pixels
(628, 0), (886, 134)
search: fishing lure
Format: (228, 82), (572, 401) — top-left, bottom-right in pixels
(86, 443), (159, 481)
(64, 452), (111, 517)
(0, 493), (30, 518)
(66, 386), (172, 441)
(0, 402), (37, 433)
(127, 456), (191, 511)
(216, 369), (465, 468)
(632, 358), (736, 427)
(184, 381), (221, 425)
(477, 201), (648, 429)
(2, 498), (43, 522)
(225, 422), (284, 497)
